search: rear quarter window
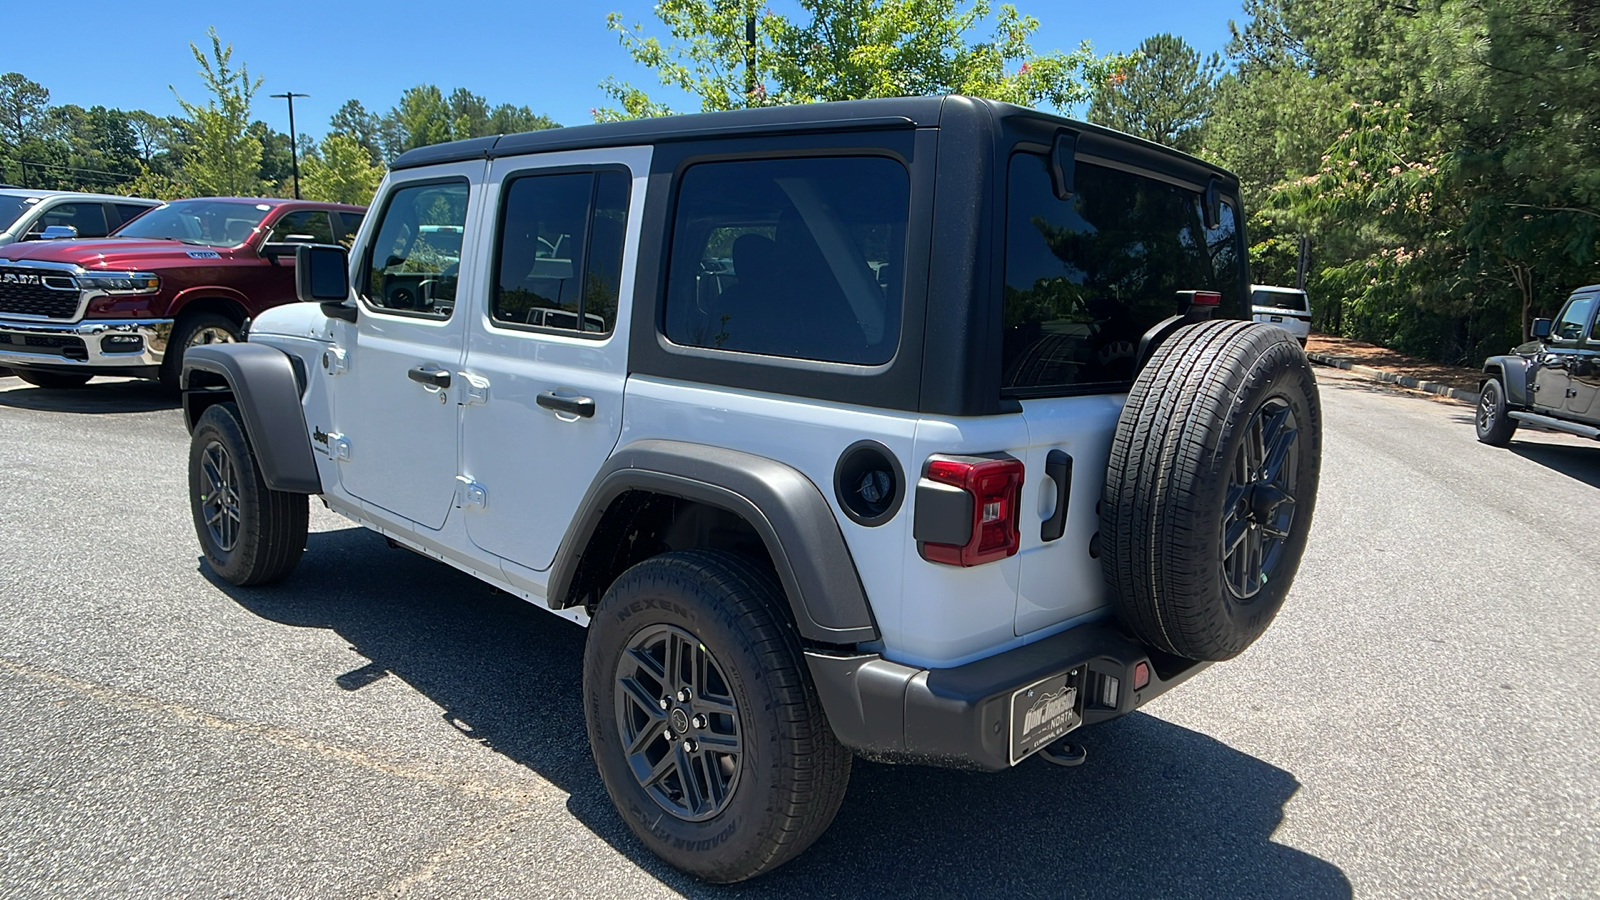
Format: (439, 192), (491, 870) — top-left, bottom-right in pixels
(1002, 153), (1242, 394)
(662, 155), (909, 366)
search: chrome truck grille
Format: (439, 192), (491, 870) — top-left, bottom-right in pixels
(0, 266), (81, 319)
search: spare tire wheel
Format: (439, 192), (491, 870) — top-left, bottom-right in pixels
(1100, 320), (1321, 662)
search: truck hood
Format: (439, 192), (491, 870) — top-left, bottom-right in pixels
(0, 238), (238, 269)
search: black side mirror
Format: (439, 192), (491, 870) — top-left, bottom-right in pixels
(1049, 130), (1077, 201)
(295, 244), (354, 321)
(1532, 318), (1553, 340)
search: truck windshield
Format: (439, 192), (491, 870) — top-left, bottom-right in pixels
(0, 196), (34, 233)
(112, 199), (274, 247)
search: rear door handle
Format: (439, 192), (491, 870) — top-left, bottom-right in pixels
(537, 391), (595, 418)
(1041, 449), (1073, 542)
(407, 366), (451, 389)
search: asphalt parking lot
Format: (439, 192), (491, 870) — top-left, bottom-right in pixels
(1, 367), (1596, 899)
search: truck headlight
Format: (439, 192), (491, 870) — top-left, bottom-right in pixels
(79, 271), (161, 294)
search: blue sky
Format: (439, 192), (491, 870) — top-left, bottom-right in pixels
(3, 1), (1249, 136)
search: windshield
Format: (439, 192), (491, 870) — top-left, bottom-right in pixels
(0, 196), (35, 233)
(112, 199), (274, 247)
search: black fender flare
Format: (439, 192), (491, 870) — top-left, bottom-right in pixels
(182, 343), (321, 494)
(1483, 355), (1533, 408)
(548, 440), (879, 644)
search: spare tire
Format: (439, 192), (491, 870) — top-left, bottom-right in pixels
(1100, 320), (1321, 661)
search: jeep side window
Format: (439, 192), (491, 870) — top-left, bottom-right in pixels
(663, 156), (908, 365)
(363, 181), (470, 319)
(492, 168), (629, 336)
(1554, 295), (1594, 342)
(1002, 154), (1242, 393)
(267, 210), (335, 244)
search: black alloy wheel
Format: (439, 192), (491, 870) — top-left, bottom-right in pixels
(1222, 397), (1300, 599)
(583, 550), (852, 883)
(198, 438), (243, 553)
(614, 624), (743, 822)
(1475, 377), (1517, 446)
(187, 402), (308, 586)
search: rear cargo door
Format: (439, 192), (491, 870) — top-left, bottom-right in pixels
(1000, 149), (1248, 636)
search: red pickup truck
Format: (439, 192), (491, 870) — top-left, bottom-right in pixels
(0, 197), (364, 388)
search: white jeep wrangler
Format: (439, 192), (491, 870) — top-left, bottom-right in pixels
(181, 96), (1321, 883)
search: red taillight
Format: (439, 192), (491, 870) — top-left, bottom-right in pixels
(1191, 291), (1221, 307)
(919, 455), (1024, 567)
(1132, 661), (1151, 691)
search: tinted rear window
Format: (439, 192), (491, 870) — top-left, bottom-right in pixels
(1252, 288), (1307, 312)
(1002, 154), (1243, 394)
(663, 156), (909, 366)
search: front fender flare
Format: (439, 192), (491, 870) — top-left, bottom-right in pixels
(183, 343), (320, 494)
(549, 440), (879, 644)
(1483, 355), (1533, 408)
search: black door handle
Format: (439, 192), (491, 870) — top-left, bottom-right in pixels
(1041, 449), (1072, 542)
(407, 366), (451, 389)
(537, 391), (595, 418)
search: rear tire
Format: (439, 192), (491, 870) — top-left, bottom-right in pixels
(14, 369), (92, 389)
(1101, 320), (1322, 662)
(163, 311), (242, 389)
(1475, 376), (1518, 446)
(188, 402), (308, 585)
(583, 550), (851, 883)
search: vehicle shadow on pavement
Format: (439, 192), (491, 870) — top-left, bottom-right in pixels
(0, 378), (178, 413)
(1507, 440), (1600, 490)
(216, 526), (1350, 900)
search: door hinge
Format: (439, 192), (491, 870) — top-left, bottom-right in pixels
(456, 475), (487, 509)
(458, 372), (490, 406)
(321, 346), (349, 375)
(328, 433), (351, 461)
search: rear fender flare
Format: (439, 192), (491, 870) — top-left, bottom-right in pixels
(182, 343), (320, 494)
(549, 440), (879, 644)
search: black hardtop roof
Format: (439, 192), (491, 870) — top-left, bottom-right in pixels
(391, 96), (946, 170)
(389, 95), (1238, 189)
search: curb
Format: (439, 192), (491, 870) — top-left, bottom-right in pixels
(1306, 351), (1480, 405)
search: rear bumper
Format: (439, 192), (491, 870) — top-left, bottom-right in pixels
(806, 623), (1210, 771)
(0, 317), (173, 371)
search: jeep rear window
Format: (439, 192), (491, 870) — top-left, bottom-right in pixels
(1002, 154), (1243, 394)
(663, 156), (908, 366)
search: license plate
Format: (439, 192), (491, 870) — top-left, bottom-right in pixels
(1270, 315), (1284, 322)
(1009, 669), (1084, 765)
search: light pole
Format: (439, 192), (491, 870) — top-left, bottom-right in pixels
(270, 91), (309, 199)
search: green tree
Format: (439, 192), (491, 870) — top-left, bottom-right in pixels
(329, 99), (384, 165)
(488, 104), (560, 135)
(597, 0), (1124, 120)
(0, 73), (51, 146)
(301, 133), (383, 205)
(1087, 34), (1219, 152)
(171, 28), (269, 197)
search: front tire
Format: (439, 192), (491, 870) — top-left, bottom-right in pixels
(163, 311), (242, 389)
(1476, 377), (1518, 446)
(14, 368), (92, 389)
(188, 402), (308, 585)
(583, 550), (851, 883)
